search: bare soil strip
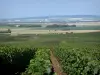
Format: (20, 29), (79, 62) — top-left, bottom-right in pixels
(50, 50), (67, 75)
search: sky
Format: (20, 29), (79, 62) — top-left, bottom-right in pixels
(0, 0), (100, 19)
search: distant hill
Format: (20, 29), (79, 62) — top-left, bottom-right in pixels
(0, 15), (100, 23)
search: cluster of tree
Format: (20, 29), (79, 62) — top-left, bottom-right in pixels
(5, 24), (42, 27)
(46, 24), (76, 28)
(18, 25), (42, 27)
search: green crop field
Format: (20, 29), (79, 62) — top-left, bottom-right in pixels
(53, 32), (100, 75)
(0, 31), (100, 75)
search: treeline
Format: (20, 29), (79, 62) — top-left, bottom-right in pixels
(46, 24), (76, 28)
(7, 25), (42, 27)
(19, 25), (42, 27)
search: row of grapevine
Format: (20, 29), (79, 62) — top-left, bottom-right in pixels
(23, 48), (52, 75)
(0, 44), (36, 75)
(54, 42), (100, 75)
(0, 44), (55, 75)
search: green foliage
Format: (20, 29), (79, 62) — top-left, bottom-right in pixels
(53, 32), (100, 75)
(54, 47), (100, 75)
(23, 48), (51, 75)
(0, 45), (36, 75)
(0, 32), (100, 75)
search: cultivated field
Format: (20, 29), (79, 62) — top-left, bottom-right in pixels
(0, 24), (100, 75)
(0, 30), (100, 75)
(1, 25), (100, 35)
(11, 28), (100, 35)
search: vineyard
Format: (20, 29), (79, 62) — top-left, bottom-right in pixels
(0, 45), (52, 75)
(0, 32), (100, 75)
(54, 32), (100, 75)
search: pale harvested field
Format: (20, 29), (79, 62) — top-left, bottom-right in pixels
(11, 28), (100, 35)
(67, 22), (100, 26)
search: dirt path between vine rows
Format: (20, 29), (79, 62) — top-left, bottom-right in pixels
(50, 50), (67, 75)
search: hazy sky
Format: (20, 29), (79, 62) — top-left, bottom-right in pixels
(0, 0), (100, 19)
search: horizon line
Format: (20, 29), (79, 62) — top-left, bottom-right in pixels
(1, 15), (100, 20)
